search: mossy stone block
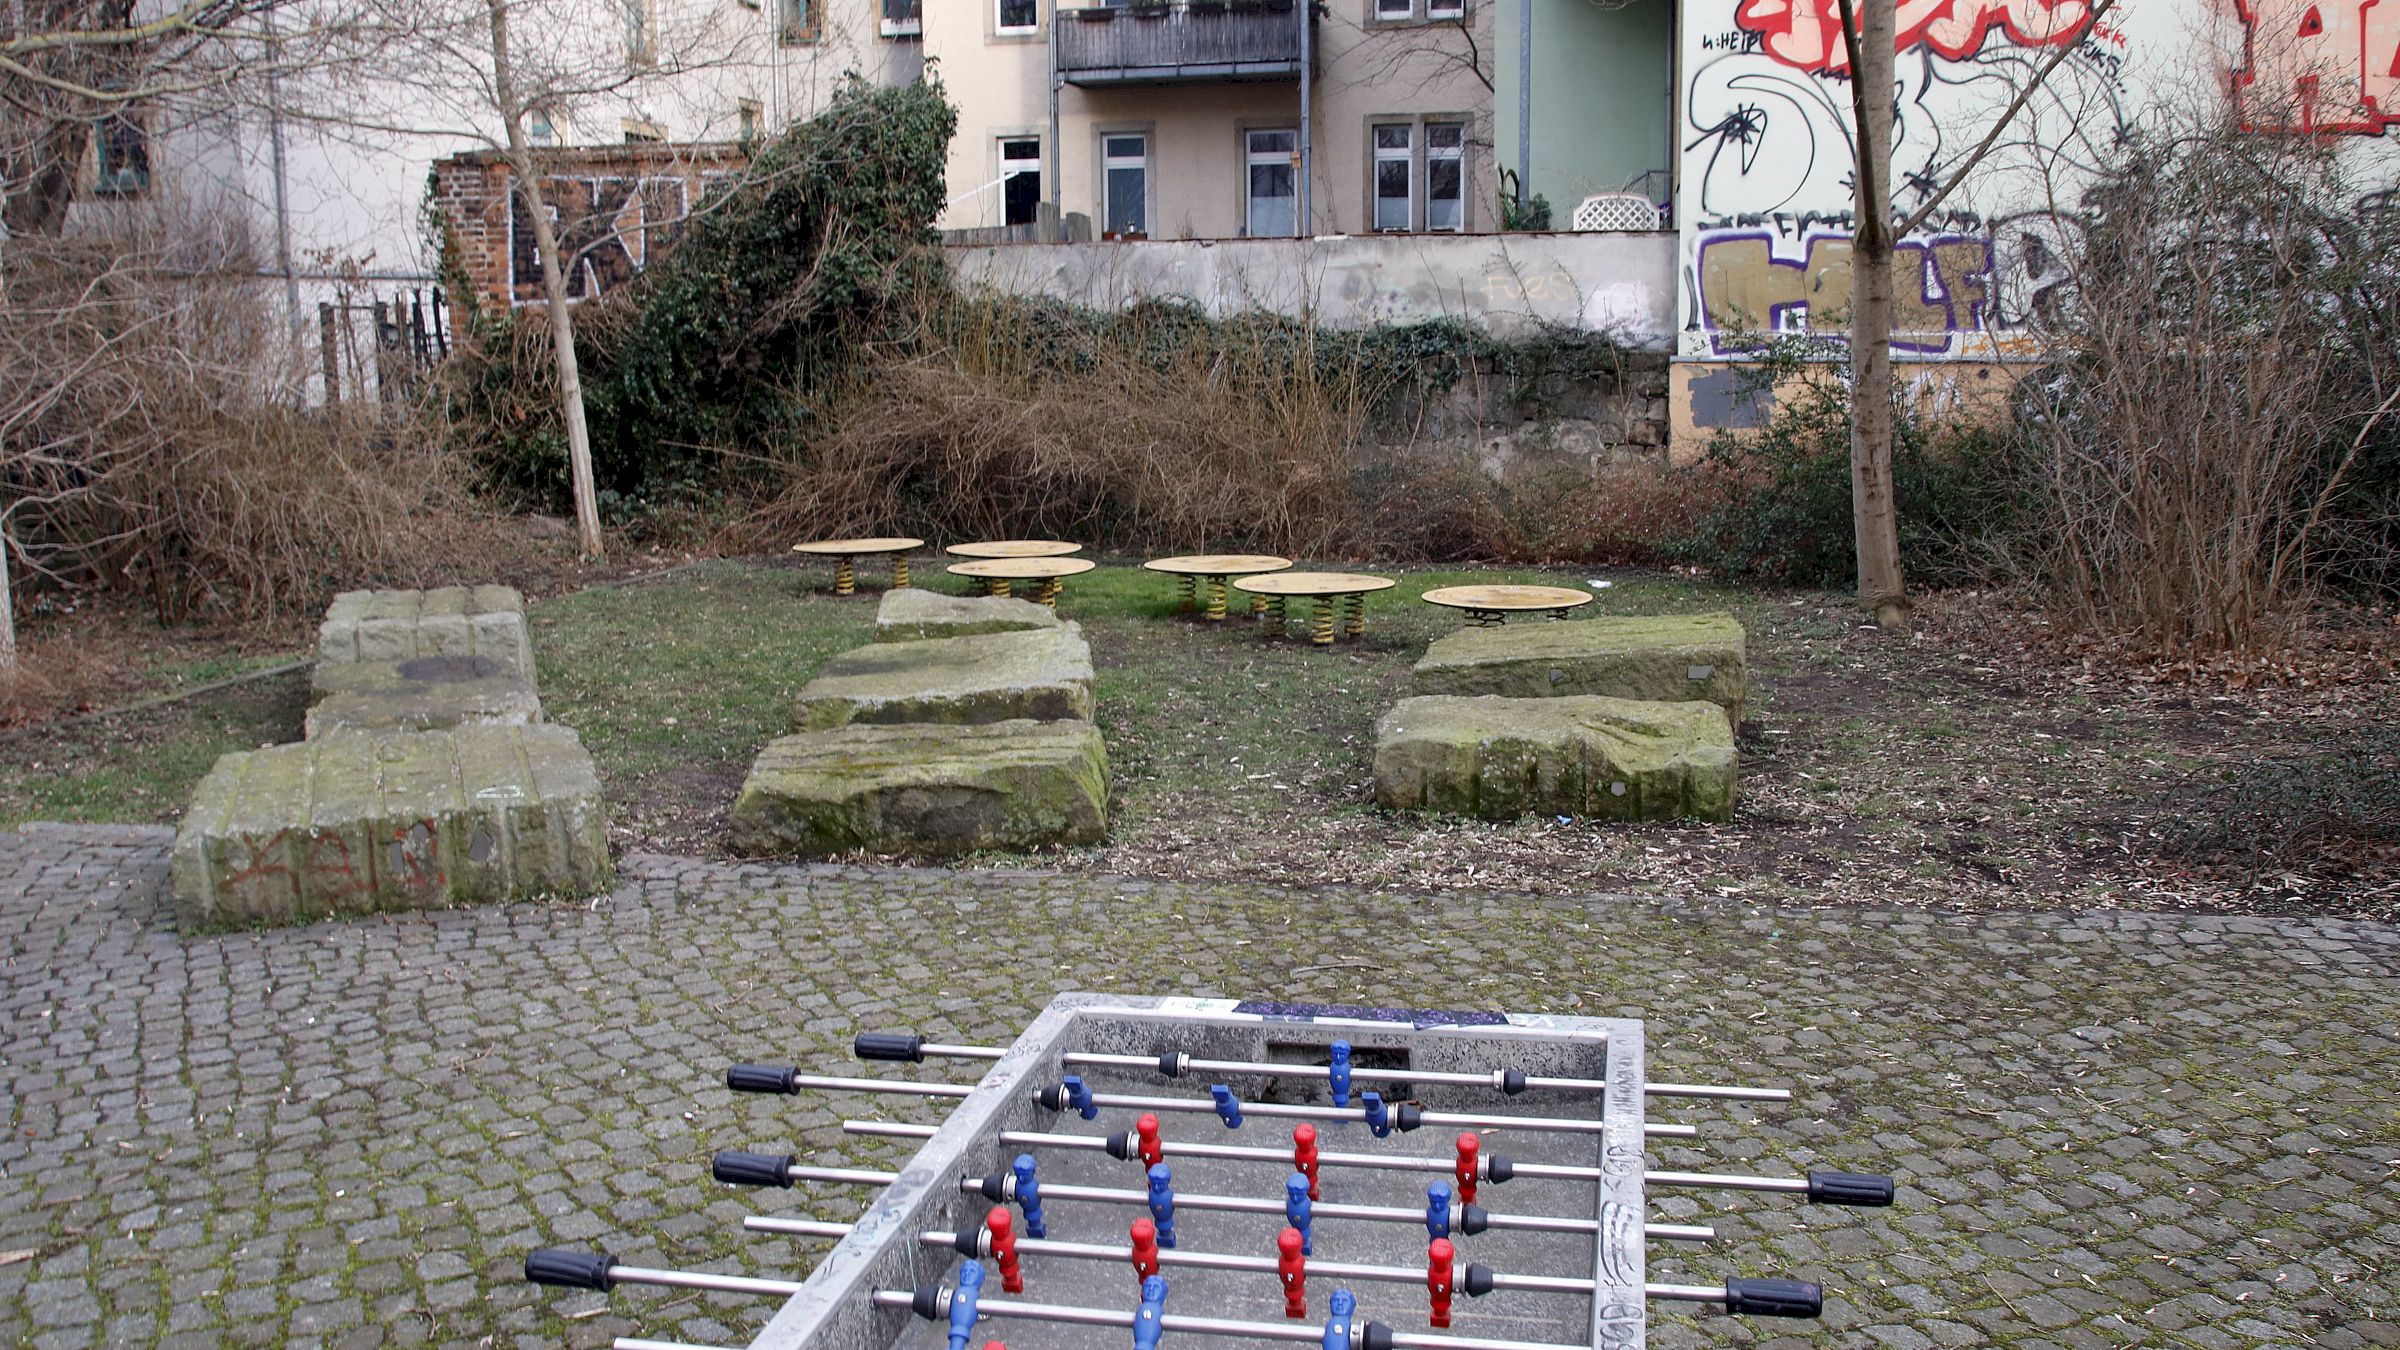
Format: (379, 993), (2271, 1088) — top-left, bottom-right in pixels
(792, 624), (1095, 731)
(305, 654), (543, 739)
(729, 719), (1109, 857)
(874, 589), (1062, 642)
(169, 724), (611, 930)
(1411, 612), (1748, 726)
(1373, 694), (1736, 823)
(316, 585), (534, 682)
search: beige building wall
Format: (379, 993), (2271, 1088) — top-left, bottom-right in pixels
(928, 0), (1496, 239)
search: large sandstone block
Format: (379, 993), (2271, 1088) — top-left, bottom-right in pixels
(306, 653), (543, 739)
(792, 624), (1095, 731)
(316, 585), (535, 682)
(1412, 612), (1747, 726)
(729, 719), (1109, 857)
(874, 589), (1062, 642)
(1374, 695), (1736, 823)
(170, 724), (610, 930)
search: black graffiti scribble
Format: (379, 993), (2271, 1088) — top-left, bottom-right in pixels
(1687, 102), (1771, 172)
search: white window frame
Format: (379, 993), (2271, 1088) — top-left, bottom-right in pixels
(1374, 0), (1413, 18)
(1372, 124), (1413, 232)
(999, 136), (1043, 227)
(881, 0), (921, 35)
(777, 0), (813, 44)
(1101, 133), (1149, 238)
(1427, 0), (1464, 17)
(1425, 121), (1465, 232)
(1244, 128), (1299, 238)
(997, 0), (1040, 35)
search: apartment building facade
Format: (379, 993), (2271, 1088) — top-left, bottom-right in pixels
(917, 0), (1498, 240)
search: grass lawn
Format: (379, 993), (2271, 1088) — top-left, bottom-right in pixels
(4, 555), (2393, 917)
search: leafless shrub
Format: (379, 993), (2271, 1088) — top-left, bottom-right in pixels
(2, 215), (479, 626)
(2011, 106), (2400, 655)
(725, 294), (1385, 559)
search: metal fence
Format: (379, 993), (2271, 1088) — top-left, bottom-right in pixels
(316, 286), (452, 405)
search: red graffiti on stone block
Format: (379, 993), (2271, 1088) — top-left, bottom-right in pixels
(220, 830), (299, 915)
(385, 819), (445, 897)
(2233, 0), (2400, 134)
(304, 833), (368, 902)
(1734, 0), (2096, 74)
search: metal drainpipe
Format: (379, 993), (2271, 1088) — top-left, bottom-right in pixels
(1297, 0), (1312, 235)
(1516, 0), (1532, 209)
(261, 11), (300, 338)
(1050, 7), (1063, 221)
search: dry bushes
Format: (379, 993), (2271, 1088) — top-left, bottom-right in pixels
(727, 298), (1383, 558)
(2012, 113), (2400, 655)
(3, 219), (480, 629)
(1357, 455), (1715, 565)
(727, 294), (1704, 564)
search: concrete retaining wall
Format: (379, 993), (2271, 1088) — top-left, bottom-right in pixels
(944, 232), (1677, 348)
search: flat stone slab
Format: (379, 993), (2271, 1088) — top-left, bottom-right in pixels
(792, 624), (1095, 731)
(305, 653), (543, 739)
(316, 585), (535, 682)
(729, 719), (1109, 857)
(170, 724), (610, 930)
(1411, 611), (1748, 725)
(873, 589), (1062, 642)
(1374, 694), (1736, 823)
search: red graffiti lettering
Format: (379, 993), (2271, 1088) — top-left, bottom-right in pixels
(1733, 0), (2093, 73)
(304, 833), (367, 903)
(2234, 0), (2400, 133)
(220, 830), (299, 917)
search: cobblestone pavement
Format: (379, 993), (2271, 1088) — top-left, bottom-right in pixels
(1, 823), (2394, 1349)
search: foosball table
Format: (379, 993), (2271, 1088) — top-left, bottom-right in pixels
(525, 993), (1898, 1349)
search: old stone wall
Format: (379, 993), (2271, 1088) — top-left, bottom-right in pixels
(1368, 349), (1674, 483)
(432, 143), (749, 312)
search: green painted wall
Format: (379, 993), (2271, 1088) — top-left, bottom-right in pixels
(1494, 0), (1677, 217)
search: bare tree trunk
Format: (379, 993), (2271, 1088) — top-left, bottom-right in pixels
(0, 510), (16, 672)
(487, 0), (605, 561)
(1841, 0), (1908, 628)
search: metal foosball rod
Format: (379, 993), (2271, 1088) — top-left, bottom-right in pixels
(728, 1064), (1662, 1137)
(529, 1253), (1811, 1344)
(832, 1118), (1892, 1212)
(881, 1279), (1803, 1350)
(854, 1032), (1793, 1103)
(747, 1214), (1821, 1317)
(714, 1154), (1720, 1242)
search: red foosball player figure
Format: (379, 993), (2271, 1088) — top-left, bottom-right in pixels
(1130, 1216), (1161, 1283)
(1454, 1132), (1481, 1205)
(1277, 1226), (1307, 1318)
(1293, 1124), (1320, 1200)
(986, 1208), (1022, 1293)
(1428, 1237), (1455, 1328)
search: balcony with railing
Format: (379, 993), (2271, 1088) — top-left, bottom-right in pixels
(1056, 0), (1307, 86)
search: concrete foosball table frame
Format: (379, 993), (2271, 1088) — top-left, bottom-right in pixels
(523, 993), (1898, 1350)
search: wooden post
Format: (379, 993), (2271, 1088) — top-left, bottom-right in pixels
(318, 302), (340, 402)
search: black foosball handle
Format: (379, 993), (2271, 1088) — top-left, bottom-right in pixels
(727, 1064), (801, 1094)
(855, 1032), (927, 1063)
(1727, 1277), (1823, 1317)
(526, 1248), (618, 1290)
(713, 1151), (796, 1188)
(1806, 1170), (1896, 1206)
